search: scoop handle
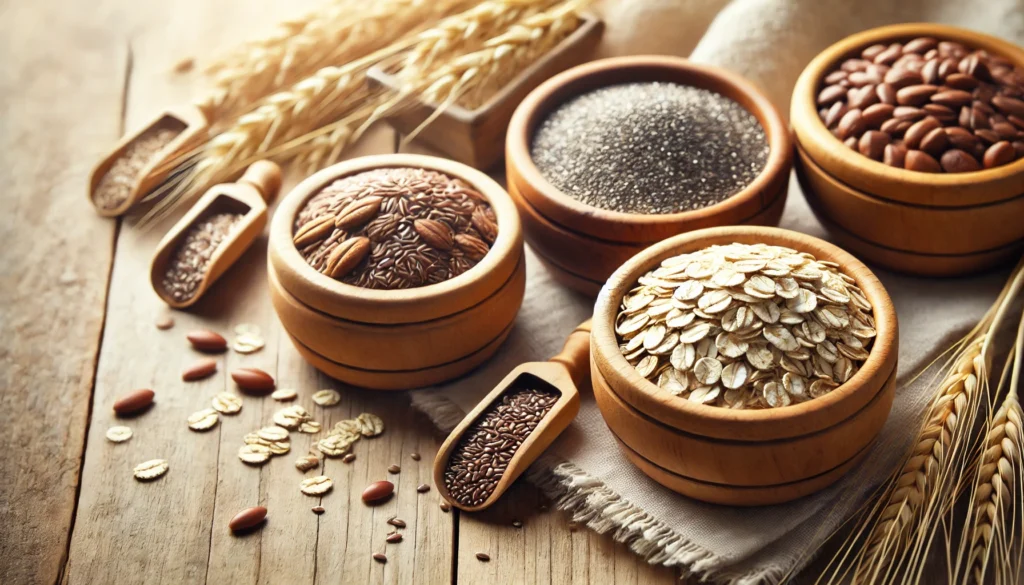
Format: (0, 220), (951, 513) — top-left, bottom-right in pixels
(549, 319), (592, 390)
(238, 160), (283, 203)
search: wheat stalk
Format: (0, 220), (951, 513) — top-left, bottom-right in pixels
(198, 0), (470, 121)
(964, 308), (1024, 585)
(392, 0), (555, 77)
(817, 259), (1024, 585)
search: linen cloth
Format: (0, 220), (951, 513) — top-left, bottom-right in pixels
(412, 2), (1024, 582)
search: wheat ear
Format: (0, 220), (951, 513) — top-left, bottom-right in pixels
(846, 260), (1024, 585)
(198, 0), (470, 121)
(392, 0), (555, 77)
(965, 307), (1024, 585)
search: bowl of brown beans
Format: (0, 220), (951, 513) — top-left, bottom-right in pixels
(792, 24), (1024, 276)
(267, 154), (525, 390)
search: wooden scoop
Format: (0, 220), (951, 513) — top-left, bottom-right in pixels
(150, 160), (282, 309)
(433, 319), (592, 512)
(89, 104), (210, 217)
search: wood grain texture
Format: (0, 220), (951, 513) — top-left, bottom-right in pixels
(0, 1), (124, 583)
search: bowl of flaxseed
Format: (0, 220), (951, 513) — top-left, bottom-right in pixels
(589, 225), (898, 506)
(267, 154), (525, 390)
(506, 56), (793, 296)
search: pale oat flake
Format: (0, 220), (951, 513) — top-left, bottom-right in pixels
(356, 413), (384, 437)
(270, 388), (297, 401)
(187, 408), (219, 431)
(106, 426), (133, 443)
(133, 459), (169, 480)
(211, 392), (243, 414)
(300, 475), (334, 496)
(238, 444), (272, 465)
(312, 389), (341, 407)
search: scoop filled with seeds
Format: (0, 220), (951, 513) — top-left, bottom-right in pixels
(614, 242), (876, 409)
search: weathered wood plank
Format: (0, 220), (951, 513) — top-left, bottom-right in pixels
(0, 1), (126, 583)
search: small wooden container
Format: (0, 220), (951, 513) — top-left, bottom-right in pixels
(791, 24), (1024, 276)
(507, 56), (793, 296)
(366, 15), (603, 170)
(89, 105), (209, 217)
(267, 154), (525, 390)
(590, 226), (899, 506)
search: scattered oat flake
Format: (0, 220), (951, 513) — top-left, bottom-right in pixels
(187, 408), (219, 431)
(211, 392), (243, 414)
(356, 413), (384, 437)
(312, 389), (341, 407)
(295, 454), (320, 471)
(300, 475), (333, 495)
(238, 444), (272, 465)
(299, 420), (322, 434)
(106, 426), (133, 443)
(270, 388), (297, 401)
(133, 459), (169, 480)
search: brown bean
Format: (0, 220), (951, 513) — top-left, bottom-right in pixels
(229, 506), (267, 532)
(842, 58), (872, 72)
(848, 71), (877, 86)
(904, 117), (942, 149)
(883, 143), (908, 167)
(940, 149), (982, 173)
(921, 59), (941, 85)
(976, 129), (1001, 144)
(843, 136), (858, 150)
(919, 127), (950, 157)
(824, 101), (848, 128)
(837, 109), (866, 140)
(879, 118), (910, 136)
(862, 44), (887, 61)
(362, 480), (395, 504)
(876, 82), (898, 105)
(897, 84), (939, 106)
(373, 553), (387, 564)
(113, 389), (154, 416)
(1013, 141), (1024, 158)
(848, 85), (878, 110)
(386, 532), (403, 544)
(930, 89), (973, 108)
(817, 85), (847, 106)
(971, 104), (991, 130)
(992, 122), (1019, 140)
(862, 103), (895, 128)
(944, 73), (979, 90)
(893, 106), (925, 121)
(186, 329), (227, 353)
(963, 54), (992, 82)
(231, 367), (275, 392)
(858, 131), (890, 160)
(946, 127), (980, 151)
(884, 68), (922, 89)
(938, 58), (959, 80)
(824, 70), (848, 85)
(983, 141), (1016, 168)
(903, 37), (938, 54)
(1010, 115), (1024, 131)
(938, 41), (966, 58)
(874, 44), (903, 66)
(182, 358), (217, 381)
(905, 150), (942, 172)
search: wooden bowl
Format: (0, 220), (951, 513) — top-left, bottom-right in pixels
(590, 226), (899, 505)
(366, 15), (603, 170)
(506, 56), (793, 294)
(796, 144), (1024, 276)
(791, 24), (1024, 275)
(267, 154), (525, 390)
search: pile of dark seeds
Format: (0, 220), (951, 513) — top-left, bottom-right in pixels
(443, 385), (559, 507)
(530, 81), (769, 215)
(162, 212), (243, 302)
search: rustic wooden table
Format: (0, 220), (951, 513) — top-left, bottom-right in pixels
(0, 1), (684, 583)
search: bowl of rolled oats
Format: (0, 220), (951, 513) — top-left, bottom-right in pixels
(590, 225), (898, 505)
(268, 154), (525, 390)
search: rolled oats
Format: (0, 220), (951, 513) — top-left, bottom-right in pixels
(106, 426), (133, 443)
(187, 408), (220, 431)
(300, 475), (334, 496)
(133, 459), (169, 480)
(311, 389), (341, 407)
(211, 392), (243, 414)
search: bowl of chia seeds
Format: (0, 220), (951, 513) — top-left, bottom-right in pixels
(506, 56), (792, 296)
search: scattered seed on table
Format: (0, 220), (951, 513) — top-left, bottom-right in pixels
(342, 453), (356, 463)
(295, 454), (320, 472)
(568, 521), (578, 532)
(410, 452), (421, 461)
(512, 520), (523, 528)
(186, 329), (228, 353)
(387, 464), (401, 474)
(155, 315), (175, 330)
(311, 389), (341, 407)
(416, 483), (430, 493)
(311, 506), (325, 515)
(106, 426), (133, 443)
(362, 480), (394, 504)
(476, 552), (490, 562)
(133, 459), (169, 481)
(182, 358), (217, 381)
(229, 506), (267, 532)
(386, 532), (403, 544)
(113, 389), (155, 416)
(373, 553), (387, 564)
(439, 502), (451, 512)
(387, 518), (406, 528)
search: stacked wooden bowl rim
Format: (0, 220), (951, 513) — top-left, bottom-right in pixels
(268, 154), (525, 390)
(506, 56), (793, 296)
(792, 23), (1024, 276)
(590, 226), (899, 506)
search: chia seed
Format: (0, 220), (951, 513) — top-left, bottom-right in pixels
(530, 81), (769, 214)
